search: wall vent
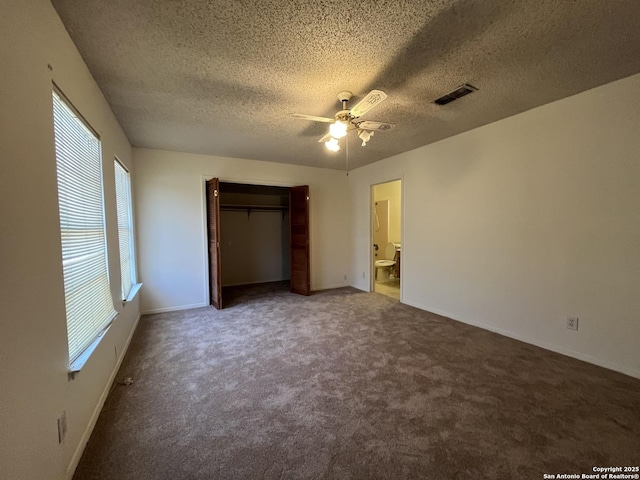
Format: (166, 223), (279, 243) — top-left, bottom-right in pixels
(434, 84), (478, 105)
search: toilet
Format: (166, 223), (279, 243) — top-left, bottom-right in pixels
(375, 242), (397, 281)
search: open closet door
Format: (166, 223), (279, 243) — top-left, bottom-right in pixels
(206, 178), (222, 309)
(290, 185), (310, 296)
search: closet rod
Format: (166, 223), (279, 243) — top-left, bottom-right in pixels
(220, 204), (288, 220)
(220, 204), (288, 211)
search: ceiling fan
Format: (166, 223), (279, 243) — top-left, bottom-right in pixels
(291, 90), (394, 152)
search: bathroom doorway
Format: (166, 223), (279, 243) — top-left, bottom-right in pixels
(371, 179), (402, 300)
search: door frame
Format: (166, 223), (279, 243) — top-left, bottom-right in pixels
(370, 178), (403, 300)
(200, 176), (303, 306)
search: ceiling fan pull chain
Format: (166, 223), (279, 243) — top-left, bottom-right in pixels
(346, 132), (349, 176)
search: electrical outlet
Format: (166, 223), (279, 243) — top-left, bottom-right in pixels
(566, 316), (579, 331)
(57, 411), (67, 444)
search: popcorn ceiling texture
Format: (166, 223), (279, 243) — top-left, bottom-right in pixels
(51, 0), (640, 169)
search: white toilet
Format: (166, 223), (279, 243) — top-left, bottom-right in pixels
(375, 242), (397, 281)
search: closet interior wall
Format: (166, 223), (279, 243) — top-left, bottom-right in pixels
(219, 183), (290, 287)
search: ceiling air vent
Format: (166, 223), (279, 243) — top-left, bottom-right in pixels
(434, 84), (478, 105)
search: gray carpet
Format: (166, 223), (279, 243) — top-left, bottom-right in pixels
(74, 282), (640, 479)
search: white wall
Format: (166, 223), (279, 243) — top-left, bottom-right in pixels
(134, 148), (351, 313)
(0, 1), (140, 479)
(350, 73), (640, 379)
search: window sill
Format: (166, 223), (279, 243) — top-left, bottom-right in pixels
(68, 323), (113, 379)
(122, 282), (143, 305)
(68, 284), (142, 380)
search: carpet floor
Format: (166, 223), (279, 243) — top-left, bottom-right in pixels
(73, 282), (640, 479)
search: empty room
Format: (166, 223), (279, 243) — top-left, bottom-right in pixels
(2, 1), (640, 479)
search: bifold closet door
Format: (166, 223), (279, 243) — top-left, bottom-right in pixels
(206, 178), (222, 309)
(289, 185), (310, 296)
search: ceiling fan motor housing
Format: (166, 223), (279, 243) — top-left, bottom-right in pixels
(335, 110), (351, 123)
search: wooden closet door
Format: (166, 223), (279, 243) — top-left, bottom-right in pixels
(289, 185), (310, 296)
(206, 178), (222, 309)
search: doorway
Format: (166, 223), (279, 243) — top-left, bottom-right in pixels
(205, 179), (310, 309)
(371, 180), (402, 300)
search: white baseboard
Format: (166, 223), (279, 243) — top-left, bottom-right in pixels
(350, 281), (370, 292)
(402, 298), (640, 381)
(66, 313), (141, 480)
(142, 302), (208, 315)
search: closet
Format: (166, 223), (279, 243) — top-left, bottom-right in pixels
(205, 179), (310, 309)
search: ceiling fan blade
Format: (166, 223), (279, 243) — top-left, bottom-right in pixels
(318, 132), (333, 143)
(290, 113), (334, 123)
(349, 90), (388, 118)
(357, 120), (395, 132)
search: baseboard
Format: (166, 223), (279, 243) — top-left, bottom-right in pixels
(142, 302), (208, 315)
(350, 281), (371, 292)
(66, 313), (141, 480)
(402, 298), (640, 381)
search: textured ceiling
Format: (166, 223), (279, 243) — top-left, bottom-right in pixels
(51, 0), (640, 170)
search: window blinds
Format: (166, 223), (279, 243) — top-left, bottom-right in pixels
(114, 160), (135, 300)
(52, 90), (117, 365)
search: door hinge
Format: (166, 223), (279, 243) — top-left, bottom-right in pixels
(214, 189), (219, 197)
(306, 196), (309, 201)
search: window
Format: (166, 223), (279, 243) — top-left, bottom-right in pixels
(114, 159), (136, 300)
(52, 89), (117, 369)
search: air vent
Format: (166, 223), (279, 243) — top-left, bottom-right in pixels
(434, 84), (478, 105)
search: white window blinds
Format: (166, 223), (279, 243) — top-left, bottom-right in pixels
(52, 90), (117, 366)
(114, 159), (135, 300)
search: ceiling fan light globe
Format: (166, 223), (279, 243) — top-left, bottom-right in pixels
(326, 144), (340, 152)
(358, 129), (373, 145)
(329, 120), (348, 139)
(325, 137), (340, 152)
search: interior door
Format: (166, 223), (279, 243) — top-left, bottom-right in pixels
(289, 185), (310, 295)
(206, 178), (222, 309)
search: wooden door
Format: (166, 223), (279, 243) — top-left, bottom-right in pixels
(289, 185), (310, 295)
(206, 178), (222, 309)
